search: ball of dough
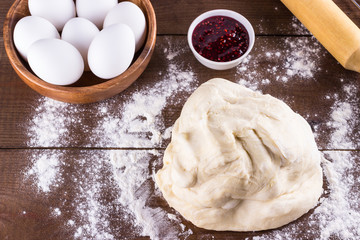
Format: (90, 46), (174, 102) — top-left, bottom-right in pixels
(155, 78), (323, 231)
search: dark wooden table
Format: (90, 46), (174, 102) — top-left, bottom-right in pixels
(1, 0), (360, 239)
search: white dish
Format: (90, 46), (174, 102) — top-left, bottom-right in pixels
(187, 9), (255, 70)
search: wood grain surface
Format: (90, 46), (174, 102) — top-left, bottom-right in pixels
(1, 0), (360, 239)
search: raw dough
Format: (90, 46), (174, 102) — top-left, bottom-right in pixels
(155, 78), (323, 231)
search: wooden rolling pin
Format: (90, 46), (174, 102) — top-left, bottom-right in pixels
(281, 0), (360, 73)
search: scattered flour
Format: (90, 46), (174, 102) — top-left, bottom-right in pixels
(284, 38), (320, 78)
(110, 150), (193, 240)
(26, 151), (62, 192)
(23, 36), (359, 240)
(70, 151), (115, 240)
(290, 16), (310, 35)
(53, 208), (62, 216)
(24, 39), (197, 240)
(318, 151), (360, 239)
(27, 100), (83, 147)
(236, 37), (322, 91)
(93, 63), (196, 148)
(326, 83), (360, 149)
(327, 102), (354, 148)
(26, 98), (91, 148)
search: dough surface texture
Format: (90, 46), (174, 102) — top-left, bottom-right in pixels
(155, 78), (323, 231)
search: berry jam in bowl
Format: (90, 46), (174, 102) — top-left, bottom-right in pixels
(188, 9), (255, 70)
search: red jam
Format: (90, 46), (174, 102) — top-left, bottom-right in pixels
(192, 15), (249, 62)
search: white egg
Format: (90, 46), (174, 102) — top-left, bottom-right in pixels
(28, 0), (76, 31)
(62, 18), (99, 71)
(27, 39), (84, 85)
(76, 0), (117, 29)
(103, 1), (147, 52)
(88, 23), (135, 79)
(13, 16), (60, 61)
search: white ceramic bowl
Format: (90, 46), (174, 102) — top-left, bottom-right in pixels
(187, 9), (255, 70)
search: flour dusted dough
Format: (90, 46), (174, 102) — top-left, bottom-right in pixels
(155, 78), (323, 231)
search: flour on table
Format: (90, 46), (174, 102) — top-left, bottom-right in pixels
(23, 35), (360, 240)
(93, 63), (196, 148)
(26, 151), (63, 193)
(326, 83), (360, 149)
(284, 38), (321, 78)
(318, 151), (360, 239)
(110, 150), (193, 240)
(290, 16), (310, 35)
(26, 99), (86, 147)
(24, 38), (197, 240)
(236, 37), (322, 92)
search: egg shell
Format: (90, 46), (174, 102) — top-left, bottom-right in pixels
(13, 16), (60, 61)
(103, 1), (147, 52)
(28, 0), (76, 31)
(27, 39), (84, 86)
(76, 0), (117, 29)
(62, 17), (99, 71)
(88, 23), (135, 79)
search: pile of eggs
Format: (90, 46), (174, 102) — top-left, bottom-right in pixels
(13, 0), (147, 85)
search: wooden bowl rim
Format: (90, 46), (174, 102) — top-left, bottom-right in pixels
(3, 0), (157, 97)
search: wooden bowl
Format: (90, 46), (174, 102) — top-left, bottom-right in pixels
(3, 0), (157, 104)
